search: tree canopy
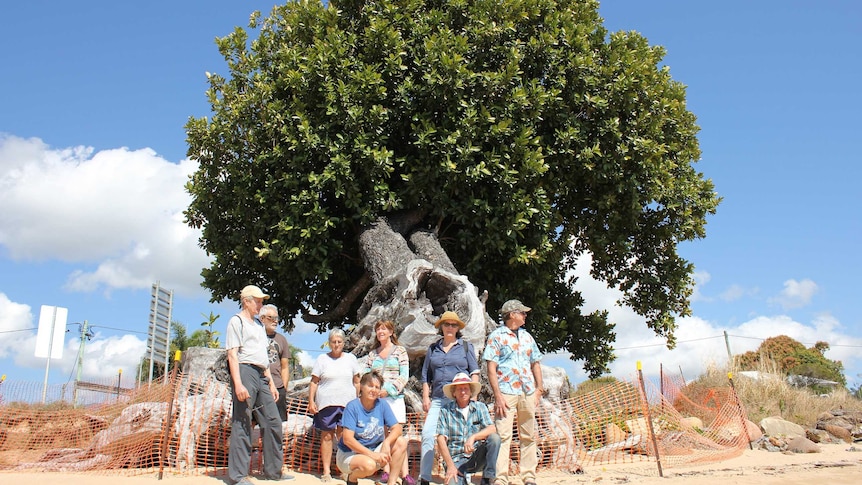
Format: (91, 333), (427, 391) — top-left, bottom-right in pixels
(185, 0), (719, 376)
(735, 335), (846, 388)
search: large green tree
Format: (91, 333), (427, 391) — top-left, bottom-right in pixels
(185, 0), (719, 376)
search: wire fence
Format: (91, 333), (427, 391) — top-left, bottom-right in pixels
(0, 364), (749, 478)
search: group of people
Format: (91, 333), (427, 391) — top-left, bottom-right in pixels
(226, 283), (544, 485)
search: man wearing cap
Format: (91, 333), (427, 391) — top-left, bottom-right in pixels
(226, 285), (293, 484)
(436, 373), (500, 485)
(482, 300), (543, 485)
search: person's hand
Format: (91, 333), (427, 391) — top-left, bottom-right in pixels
(307, 401), (318, 415)
(372, 450), (390, 468)
(270, 382), (279, 400)
(378, 387), (389, 398)
(464, 435), (477, 455)
(235, 384), (250, 402)
(444, 464), (459, 485)
(493, 394), (508, 418)
(534, 388), (543, 406)
(422, 396), (431, 413)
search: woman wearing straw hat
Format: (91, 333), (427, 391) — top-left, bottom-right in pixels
(419, 311), (480, 485)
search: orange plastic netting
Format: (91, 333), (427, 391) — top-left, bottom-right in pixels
(0, 370), (747, 477)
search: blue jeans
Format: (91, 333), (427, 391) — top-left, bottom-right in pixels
(420, 397), (450, 480)
(452, 433), (501, 484)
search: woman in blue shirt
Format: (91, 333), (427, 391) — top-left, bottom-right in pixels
(336, 371), (408, 485)
(419, 311), (480, 485)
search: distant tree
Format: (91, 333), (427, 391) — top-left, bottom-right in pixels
(185, 0), (720, 376)
(195, 311), (222, 349)
(735, 335), (846, 388)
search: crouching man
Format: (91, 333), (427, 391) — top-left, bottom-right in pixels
(436, 373), (501, 485)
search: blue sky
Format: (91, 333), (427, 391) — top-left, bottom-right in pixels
(1, 1), (860, 394)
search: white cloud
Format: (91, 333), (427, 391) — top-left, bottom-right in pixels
(550, 255), (861, 386)
(719, 284), (745, 302)
(690, 271), (711, 302)
(769, 278), (818, 310)
(0, 134), (210, 296)
(0, 293), (35, 359)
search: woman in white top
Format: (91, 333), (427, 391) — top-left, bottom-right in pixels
(308, 328), (360, 482)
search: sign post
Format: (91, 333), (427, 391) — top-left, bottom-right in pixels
(35, 305), (68, 404)
(147, 282), (173, 383)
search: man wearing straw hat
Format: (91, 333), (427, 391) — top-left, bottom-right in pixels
(436, 373), (500, 485)
(483, 299), (543, 485)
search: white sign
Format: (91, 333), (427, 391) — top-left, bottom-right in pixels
(35, 305), (67, 359)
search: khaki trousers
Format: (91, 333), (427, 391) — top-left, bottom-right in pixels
(493, 392), (537, 485)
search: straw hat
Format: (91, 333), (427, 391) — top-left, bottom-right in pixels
(442, 372), (481, 399)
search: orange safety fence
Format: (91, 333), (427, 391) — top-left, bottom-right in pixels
(0, 369), (748, 478)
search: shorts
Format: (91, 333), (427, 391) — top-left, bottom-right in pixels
(336, 441), (384, 474)
(383, 396), (406, 423)
(314, 405), (344, 431)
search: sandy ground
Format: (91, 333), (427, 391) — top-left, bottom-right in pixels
(2, 443), (861, 485)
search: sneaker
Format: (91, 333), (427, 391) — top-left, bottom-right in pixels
(320, 474), (332, 483)
(235, 479), (254, 485)
(402, 476), (417, 485)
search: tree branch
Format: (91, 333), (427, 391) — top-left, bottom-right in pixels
(303, 272), (373, 324)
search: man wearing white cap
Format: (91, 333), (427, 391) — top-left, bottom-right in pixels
(226, 285), (294, 484)
(482, 300), (543, 485)
(436, 373), (500, 485)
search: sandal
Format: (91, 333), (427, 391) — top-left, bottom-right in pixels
(402, 476), (417, 485)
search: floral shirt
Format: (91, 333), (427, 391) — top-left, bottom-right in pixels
(482, 325), (543, 395)
(360, 345), (409, 398)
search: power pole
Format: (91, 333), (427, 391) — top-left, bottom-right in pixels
(73, 320), (89, 406)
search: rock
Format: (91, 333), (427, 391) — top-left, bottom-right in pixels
(785, 435), (821, 453)
(759, 416), (805, 438)
(604, 423), (627, 445)
(680, 417), (703, 430)
(823, 424), (853, 443)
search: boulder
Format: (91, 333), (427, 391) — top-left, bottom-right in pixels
(759, 416), (805, 438)
(785, 435), (821, 453)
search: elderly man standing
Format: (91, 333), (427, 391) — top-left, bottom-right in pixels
(436, 373), (500, 485)
(226, 285), (293, 485)
(260, 303), (291, 421)
(482, 300), (543, 485)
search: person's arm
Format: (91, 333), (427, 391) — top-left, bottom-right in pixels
(307, 375), (320, 414)
(531, 360), (544, 405)
(343, 428), (391, 468)
(353, 373), (361, 396)
(280, 356), (290, 388)
(264, 366), (278, 399)
(486, 360), (508, 419)
(227, 347), (249, 402)
(437, 434), (458, 485)
(421, 347), (432, 412)
(279, 335), (291, 389)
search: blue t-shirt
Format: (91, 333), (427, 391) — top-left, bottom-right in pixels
(337, 397), (398, 452)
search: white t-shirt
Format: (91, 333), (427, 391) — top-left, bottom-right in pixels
(225, 314), (268, 367)
(311, 352), (360, 409)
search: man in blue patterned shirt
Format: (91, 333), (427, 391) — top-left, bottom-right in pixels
(483, 299), (544, 485)
(436, 373), (500, 485)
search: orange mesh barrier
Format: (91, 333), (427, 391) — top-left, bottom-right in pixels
(0, 370), (747, 478)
